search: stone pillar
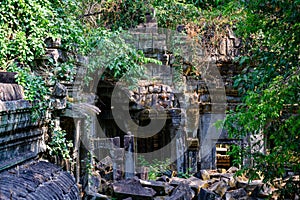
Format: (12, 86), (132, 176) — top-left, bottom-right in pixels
(124, 135), (135, 179)
(199, 113), (225, 169)
(176, 128), (187, 173)
(73, 119), (81, 184)
(111, 137), (124, 181)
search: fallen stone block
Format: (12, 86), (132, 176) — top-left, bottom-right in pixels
(236, 178), (262, 193)
(0, 161), (79, 199)
(170, 177), (188, 186)
(198, 188), (220, 200)
(140, 179), (174, 196)
(208, 180), (228, 197)
(226, 166), (239, 174)
(112, 177), (156, 200)
(194, 170), (210, 181)
(168, 183), (195, 200)
(220, 174), (236, 189)
(187, 176), (209, 195)
(156, 175), (170, 183)
(225, 188), (247, 200)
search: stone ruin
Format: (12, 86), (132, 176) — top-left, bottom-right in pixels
(93, 21), (245, 175)
(0, 72), (80, 199)
(0, 15), (287, 200)
(90, 165), (278, 200)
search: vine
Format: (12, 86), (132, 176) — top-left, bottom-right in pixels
(47, 122), (73, 161)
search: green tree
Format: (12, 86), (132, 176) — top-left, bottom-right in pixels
(225, 0), (300, 197)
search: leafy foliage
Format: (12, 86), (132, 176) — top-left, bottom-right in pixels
(84, 28), (161, 88)
(47, 122), (73, 160)
(151, 0), (201, 29)
(224, 0), (300, 197)
(78, 0), (149, 30)
(138, 156), (171, 180)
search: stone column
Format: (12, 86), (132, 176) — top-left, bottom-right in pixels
(124, 135), (135, 179)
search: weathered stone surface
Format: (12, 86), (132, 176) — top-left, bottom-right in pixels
(186, 176), (209, 195)
(225, 188), (247, 200)
(90, 171), (102, 193)
(52, 82), (67, 97)
(194, 170), (211, 181)
(236, 177), (262, 193)
(170, 177), (188, 186)
(0, 161), (79, 200)
(221, 174), (236, 189)
(251, 184), (272, 198)
(140, 180), (174, 196)
(226, 166), (239, 174)
(0, 83), (24, 101)
(168, 183), (195, 200)
(0, 100), (45, 171)
(0, 72), (17, 83)
(209, 180), (228, 197)
(113, 177), (156, 199)
(198, 188), (219, 200)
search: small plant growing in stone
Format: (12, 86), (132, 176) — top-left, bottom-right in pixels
(138, 156), (171, 180)
(47, 123), (73, 162)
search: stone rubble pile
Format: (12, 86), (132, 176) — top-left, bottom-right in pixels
(88, 166), (295, 200)
(0, 161), (80, 199)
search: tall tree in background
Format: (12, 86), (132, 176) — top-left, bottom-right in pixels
(225, 0), (300, 197)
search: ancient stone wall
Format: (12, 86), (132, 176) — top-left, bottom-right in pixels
(0, 71), (79, 199)
(123, 21), (243, 171)
(0, 72), (46, 171)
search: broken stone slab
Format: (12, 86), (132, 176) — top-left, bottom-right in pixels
(168, 183), (195, 200)
(0, 83), (24, 101)
(220, 174), (236, 189)
(0, 161), (79, 199)
(208, 180), (229, 197)
(98, 156), (113, 169)
(236, 177), (263, 193)
(170, 177), (188, 186)
(156, 175), (170, 183)
(251, 184), (273, 198)
(187, 176), (209, 195)
(112, 177), (156, 200)
(225, 188), (247, 200)
(194, 170), (210, 181)
(89, 172), (101, 193)
(208, 172), (223, 179)
(226, 166), (239, 174)
(206, 178), (221, 187)
(198, 188), (220, 200)
(169, 176), (209, 196)
(85, 192), (110, 200)
(140, 179), (174, 196)
(52, 82), (67, 97)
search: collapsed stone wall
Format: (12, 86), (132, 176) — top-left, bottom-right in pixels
(0, 72), (46, 171)
(122, 21), (243, 171)
(0, 65), (80, 198)
(0, 161), (79, 199)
